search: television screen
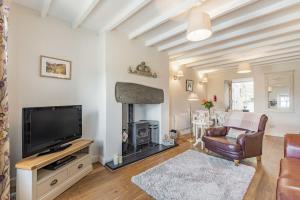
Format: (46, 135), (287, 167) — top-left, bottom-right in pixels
(22, 105), (82, 157)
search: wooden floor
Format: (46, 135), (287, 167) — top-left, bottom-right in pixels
(55, 135), (283, 200)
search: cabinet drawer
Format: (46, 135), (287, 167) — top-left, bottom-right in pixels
(37, 169), (68, 198)
(69, 156), (91, 176)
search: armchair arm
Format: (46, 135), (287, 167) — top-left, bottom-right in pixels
(237, 131), (264, 158)
(284, 134), (300, 159)
(205, 127), (227, 137)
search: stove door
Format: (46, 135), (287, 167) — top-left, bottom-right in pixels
(136, 125), (150, 145)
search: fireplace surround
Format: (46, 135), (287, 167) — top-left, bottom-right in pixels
(116, 82), (165, 155)
(105, 82), (176, 170)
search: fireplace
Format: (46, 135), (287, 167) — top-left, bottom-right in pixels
(105, 82), (176, 170)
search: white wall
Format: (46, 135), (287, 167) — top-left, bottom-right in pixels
(104, 31), (169, 163)
(7, 2), (185, 172)
(8, 3), (105, 176)
(8, 3), (170, 170)
(169, 67), (206, 132)
(206, 60), (300, 137)
(134, 104), (161, 122)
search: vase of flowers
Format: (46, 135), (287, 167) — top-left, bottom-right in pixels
(202, 99), (214, 117)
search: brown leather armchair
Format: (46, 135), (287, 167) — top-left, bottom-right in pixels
(277, 134), (300, 200)
(202, 114), (268, 165)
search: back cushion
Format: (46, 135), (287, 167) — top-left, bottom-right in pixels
(226, 128), (246, 139)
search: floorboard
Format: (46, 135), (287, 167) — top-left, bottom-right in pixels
(55, 135), (283, 200)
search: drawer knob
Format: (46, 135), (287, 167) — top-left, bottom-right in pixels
(50, 179), (58, 186)
(78, 164), (83, 169)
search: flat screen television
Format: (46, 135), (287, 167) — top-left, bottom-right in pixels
(22, 105), (82, 158)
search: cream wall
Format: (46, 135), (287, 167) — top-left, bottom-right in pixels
(104, 31), (170, 163)
(169, 67), (206, 131)
(206, 60), (300, 137)
(8, 3), (105, 176)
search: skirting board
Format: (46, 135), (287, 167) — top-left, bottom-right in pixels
(265, 132), (285, 137)
(91, 154), (100, 163)
(178, 129), (192, 135)
(92, 154), (107, 166)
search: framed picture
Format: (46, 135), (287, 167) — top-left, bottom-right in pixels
(186, 80), (193, 92)
(40, 56), (72, 80)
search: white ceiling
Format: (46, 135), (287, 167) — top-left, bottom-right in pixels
(12, 0), (300, 73)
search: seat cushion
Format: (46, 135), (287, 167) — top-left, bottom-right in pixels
(277, 178), (300, 200)
(279, 158), (300, 179)
(203, 136), (242, 152)
(285, 134), (300, 159)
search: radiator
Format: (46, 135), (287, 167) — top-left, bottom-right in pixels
(173, 112), (191, 132)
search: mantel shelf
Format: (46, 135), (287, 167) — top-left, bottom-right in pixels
(15, 139), (93, 170)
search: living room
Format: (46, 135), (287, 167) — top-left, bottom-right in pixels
(0, 0), (300, 200)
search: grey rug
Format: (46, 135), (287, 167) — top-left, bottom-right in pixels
(131, 150), (255, 200)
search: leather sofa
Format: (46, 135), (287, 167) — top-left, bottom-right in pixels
(202, 114), (268, 165)
(277, 134), (300, 200)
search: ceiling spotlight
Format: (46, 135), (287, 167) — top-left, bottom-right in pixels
(237, 62), (252, 74)
(186, 7), (212, 42)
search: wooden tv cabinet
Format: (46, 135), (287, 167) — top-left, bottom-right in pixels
(15, 139), (93, 200)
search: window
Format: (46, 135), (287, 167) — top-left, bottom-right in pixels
(232, 79), (254, 112)
(278, 95), (289, 108)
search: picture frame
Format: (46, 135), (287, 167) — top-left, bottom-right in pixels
(40, 56), (72, 80)
(186, 80), (193, 92)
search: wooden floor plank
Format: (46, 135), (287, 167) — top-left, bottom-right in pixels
(55, 135), (283, 200)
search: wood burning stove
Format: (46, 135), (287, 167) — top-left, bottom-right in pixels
(122, 103), (160, 153)
(129, 121), (151, 152)
(128, 120), (159, 152)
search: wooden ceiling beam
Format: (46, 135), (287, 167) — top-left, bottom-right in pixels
(253, 56), (300, 66)
(192, 47), (300, 69)
(146, 0), (297, 47)
(129, 0), (201, 39)
(160, 0), (299, 52)
(173, 23), (300, 64)
(72, 0), (101, 29)
(197, 56), (300, 74)
(41, 0), (53, 18)
(168, 11), (300, 54)
(104, 0), (152, 31)
(145, 0), (258, 46)
(185, 40), (300, 67)
(145, 24), (187, 47)
(175, 33), (300, 66)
